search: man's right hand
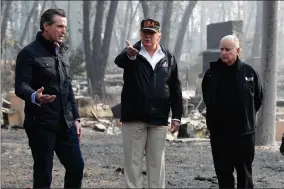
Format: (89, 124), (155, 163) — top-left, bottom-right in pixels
(125, 40), (139, 57)
(35, 87), (56, 104)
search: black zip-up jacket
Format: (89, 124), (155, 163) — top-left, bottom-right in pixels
(114, 41), (183, 125)
(15, 32), (79, 129)
(202, 57), (263, 136)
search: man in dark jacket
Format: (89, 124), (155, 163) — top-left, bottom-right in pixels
(114, 18), (183, 188)
(15, 9), (84, 188)
(202, 35), (263, 188)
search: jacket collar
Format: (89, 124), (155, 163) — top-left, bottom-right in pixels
(36, 31), (68, 55)
(133, 40), (172, 58)
(210, 56), (242, 71)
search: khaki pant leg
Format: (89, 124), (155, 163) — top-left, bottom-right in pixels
(122, 122), (147, 188)
(145, 125), (168, 188)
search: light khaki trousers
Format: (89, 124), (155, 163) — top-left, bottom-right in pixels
(122, 122), (168, 188)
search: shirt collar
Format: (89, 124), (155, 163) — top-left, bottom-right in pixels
(140, 43), (162, 53)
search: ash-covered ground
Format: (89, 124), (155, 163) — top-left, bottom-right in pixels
(1, 127), (284, 188)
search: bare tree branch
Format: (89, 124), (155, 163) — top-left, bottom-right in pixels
(140, 1), (149, 18)
(19, 1), (38, 47)
(173, 1), (197, 63)
(126, 2), (139, 41)
(1, 1), (13, 45)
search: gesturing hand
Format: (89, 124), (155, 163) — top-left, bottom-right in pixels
(125, 40), (139, 57)
(35, 87), (56, 104)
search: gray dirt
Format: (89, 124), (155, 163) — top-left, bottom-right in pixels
(1, 127), (284, 188)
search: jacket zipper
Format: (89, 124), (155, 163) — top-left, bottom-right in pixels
(154, 72), (157, 89)
(153, 58), (168, 89)
(137, 54), (168, 90)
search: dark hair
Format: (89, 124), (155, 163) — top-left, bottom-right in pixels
(40, 9), (66, 31)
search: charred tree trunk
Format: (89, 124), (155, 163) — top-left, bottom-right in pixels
(50, 0), (58, 9)
(279, 3), (284, 51)
(33, 0), (48, 36)
(83, 0), (94, 96)
(221, 2), (226, 21)
(237, 1), (241, 19)
(140, 1), (149, 18)
(251, 1), (263, 57)
(102, 1), (119, 62)
(91, 1), (105, 98)
(160, 1), (173, 49)
(1, 1), (13, 45)
(40, 0), (47, 16)
(242, 1), (255, 59)
(200, 2), (206, 51)
(126, 3), (139, 41)
(120, 1), (131, 49)
(227, 3), (231, 20)
(32, 2), (40, 38)
(173, 1), (197, 64)
(244, 1), (254, 42)
(152, 2), (161, 19)
(256, 1), (278, 146)
(19, 2), (37, 47)
(65, 0), (72, 48)
(114, 28), (121, 51)
(93, 1), (119, 98)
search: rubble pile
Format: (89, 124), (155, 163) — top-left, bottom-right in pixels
(80, 117), (122, 135)
(1, 93), (25, 129)
(79, 103), (113, 119)
(177, 110), (209, 138)
(78, 102), (122, 135)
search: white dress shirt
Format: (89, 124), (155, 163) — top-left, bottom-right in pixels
(128, 43), (165, 70)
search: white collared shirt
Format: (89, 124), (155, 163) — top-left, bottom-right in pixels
(128, 43), (165, 70)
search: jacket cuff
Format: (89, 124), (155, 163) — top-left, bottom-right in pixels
(126, 53), (136, 60)
(171, 118), (181, 123)
(31, 92), (41, 106)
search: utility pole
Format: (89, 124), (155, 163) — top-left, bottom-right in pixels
(256, 1), (278, 145)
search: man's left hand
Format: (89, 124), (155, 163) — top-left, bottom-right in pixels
(169, 120), (180, 134)
(75, 120), (82, 143)
(280, 141), (284, 156)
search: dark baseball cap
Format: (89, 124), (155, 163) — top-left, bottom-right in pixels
(140, 19), (161, 33)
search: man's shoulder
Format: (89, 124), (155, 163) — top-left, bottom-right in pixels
(240, 61), (252, 68)
(18, 41), (38, 56)
(160, 44), (172, 56)
(240, 61), (259, 74)
(208, 58), (221, 68)
(202, 68), (212, 80)
(59, 43), (69, 53)
(159, 45), (176, 67)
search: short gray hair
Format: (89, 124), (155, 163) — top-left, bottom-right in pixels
(220, 35), (240, 48)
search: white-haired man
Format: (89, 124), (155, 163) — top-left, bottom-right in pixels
(202, 35), (263, 188)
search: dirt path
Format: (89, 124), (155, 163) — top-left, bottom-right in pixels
(1, 127), (284, 188)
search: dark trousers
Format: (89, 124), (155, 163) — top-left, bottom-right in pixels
(210, 132), (255, 188)
(24, 124), (84, 188)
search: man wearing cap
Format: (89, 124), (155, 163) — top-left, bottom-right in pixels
(114, 19), (183, 188)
